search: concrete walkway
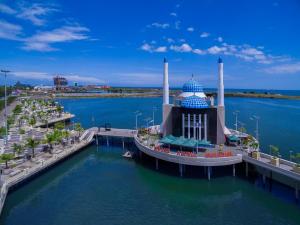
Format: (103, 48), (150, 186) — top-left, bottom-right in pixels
(0, 129), (94, 215)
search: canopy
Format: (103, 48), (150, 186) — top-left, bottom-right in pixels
(159, 135), (214, 148)
(228, 135), (240, 142)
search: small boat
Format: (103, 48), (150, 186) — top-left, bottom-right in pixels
(122, 151), (133, 158)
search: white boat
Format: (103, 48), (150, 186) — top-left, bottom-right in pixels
(122, 151), (132, 158)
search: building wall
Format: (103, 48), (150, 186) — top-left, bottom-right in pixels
(165, 106), (224, 144)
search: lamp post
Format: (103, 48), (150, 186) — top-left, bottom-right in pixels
(233, 111), (239, 131)
(134, 111), (142, 130)
(1, 69), (10, 144)
(152, 107), (157, 126)
(250, 115), (260, 141)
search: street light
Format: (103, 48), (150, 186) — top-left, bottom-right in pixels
(144, 117), (152, 128)
(152, 107), (157, 126)
(250, 115), (260, 141)
(134, 111), (142, 130)
(233, 111), (239, 131)
(1, 69), (10, 144)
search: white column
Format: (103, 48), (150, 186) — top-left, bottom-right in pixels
(188, 114), (190, 139)
(204, 114), (207, 141)
(182, 113), (185, 137)
(193, 114), (196, 139)
(199, 114), (202, 140)
(218, 58), (224, 107)
(163, 58), (169, 105)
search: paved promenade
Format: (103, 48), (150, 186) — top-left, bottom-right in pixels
(0, 99), (18, 127)
(0, 129), (95, 215)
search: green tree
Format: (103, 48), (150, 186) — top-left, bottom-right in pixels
(249, 141), (259, 150)
(26, 137), (39, 158)
(13, 105), (22, 115)
(44, 133), (56, 153)
(54, 121), (64, 130)
(1, 153), (14, 168)
(56, 105), (63, 116)
(29, 117), (36, 127)
(74, 123), (84, 137)
(238, 126), (247, 133)
(291, 153), (300, 167)
(269, 145), (280, 158)
(12, 143), (23, 156)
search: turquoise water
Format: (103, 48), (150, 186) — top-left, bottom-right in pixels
(59, 97), (300, 158)
(1, 97), (300, 225)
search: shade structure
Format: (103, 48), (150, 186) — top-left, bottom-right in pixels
(228, 135), (240, 142)
(159, 136), (213, 148)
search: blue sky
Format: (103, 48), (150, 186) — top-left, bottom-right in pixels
(0, 0), (300, 89)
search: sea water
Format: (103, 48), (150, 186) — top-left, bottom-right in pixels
(1, 97), (300, 225)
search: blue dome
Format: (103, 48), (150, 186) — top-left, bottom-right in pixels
(182, 79), (203, 92)
(181, 95), (209, 109)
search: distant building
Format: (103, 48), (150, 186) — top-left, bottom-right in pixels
(53, 76), (68, 90)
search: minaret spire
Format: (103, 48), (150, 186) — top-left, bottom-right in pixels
(163, 57), (169, 104)
(218, 57), (224, 107)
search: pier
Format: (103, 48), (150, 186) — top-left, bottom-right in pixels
(34, 113), (75, 128)
(93, 127), (137, 138)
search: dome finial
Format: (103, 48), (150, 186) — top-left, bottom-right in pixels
(218, 57), (223, 63)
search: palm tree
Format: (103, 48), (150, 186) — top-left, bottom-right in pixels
(269, 145), (280, 158)
(56, 105), (63, 116)
(26, 137), (39, 158)
(1, 153), (14, 168)
(74, 123), (84, 137)
(44, 133), (56, 153)
(12, 143), (24, 156)
(54, 122), (64, 130)
(250, 141), (259, 150)
(29, 116), (36, 127)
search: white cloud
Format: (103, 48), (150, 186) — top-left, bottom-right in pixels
(200, 32), (210, 38)
(140, 43), (167, 53)
(0, 20), (22, 41)
(140, 43), (152, 52)
(64, 75), (104, 83)
(17, 3), (57, 26)
(187, 27), (194, 32)
(148, 22), (169, 29)
(207, 45), (226, 54)
(170, 43), (192, 52)
(193, 48), (205, 55)
(154, 46), (167, 52)
(175, 20), (181, 30)
(170, 12), (177, 17)
(12, 71), (104, 84)
(263, 62), (300, 74)
(166, 38), (174, 43)
(0, 3), (16, 14)
(12, 71), (51, 80)
(22, 25), (90, 51)
(216, 36), (223, 42)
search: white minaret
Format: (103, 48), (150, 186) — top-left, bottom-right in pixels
(218, 57), (224, 107)
(163, 58), (169, 104)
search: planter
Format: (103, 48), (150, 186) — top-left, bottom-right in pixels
(293, 165), (300, 173)
(252, 151), (260, 160)
(270, 157), (280, 167)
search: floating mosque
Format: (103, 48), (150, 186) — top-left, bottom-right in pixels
(161, 57), (228, 145)
(134, 57), (249, 179)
